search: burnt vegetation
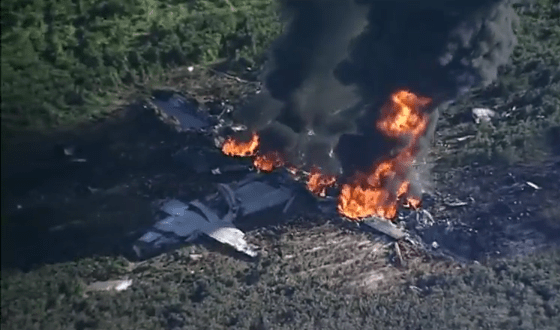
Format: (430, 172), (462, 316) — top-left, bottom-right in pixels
(1, 0), (560, 329)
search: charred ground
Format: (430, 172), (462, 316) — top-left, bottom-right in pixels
(2, 1), (560, 329)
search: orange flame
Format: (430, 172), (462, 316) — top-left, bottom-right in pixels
(253, 152), (284, 172)
(337, 90), (431, 221)
(220, 133), (336, 195)
(220, 133), (285, 172)
(221, 90), (431, 221)
(403, 196), (422, 210)
(377, 90), (431, 138)
(306, 168), (337, 197)
(222, 133), (259, 157)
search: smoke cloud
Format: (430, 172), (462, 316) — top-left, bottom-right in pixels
(233, 0), (519, 176)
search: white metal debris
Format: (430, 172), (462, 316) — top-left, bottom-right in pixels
(133, 173), (297, 260)
(362, 216), (406, 240)
(206, 226), (258, 257)
(456, 135), (475, 142)
(189, 254), (203, 261)
(86, 279), (133, 292)
(154, 199), (258, 257)
(444, 200), (469, 207)
(230, 124), (247, 132)
(472, 107), (497, 124)
(526, 181), (541, 190)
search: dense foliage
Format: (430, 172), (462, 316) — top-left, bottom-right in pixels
(1, 1), (560, 329)
(1, 0), (281, 130)
(438, 0), (560, 164)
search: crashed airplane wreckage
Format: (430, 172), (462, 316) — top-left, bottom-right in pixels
(135, 0), (528, 260)
(132, 93), (407, 260)
(133, 172), (299, 259)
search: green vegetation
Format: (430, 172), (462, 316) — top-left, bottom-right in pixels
(1, 1), (560, 329)
(1, 0), (281, 131)
(437, 0), (560, 165)
(1, 245), (559, 330)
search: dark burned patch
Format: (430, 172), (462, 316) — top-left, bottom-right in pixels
(1, 98), (558, 329)
(0, 95), (242, 271)
(2, 85), (558, 273)
(407, 156), (560, 261)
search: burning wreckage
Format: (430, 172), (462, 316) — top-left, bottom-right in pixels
(133, 0), (522, 260)
(134, 91), (413, 259)
(134, 174), (297, 259)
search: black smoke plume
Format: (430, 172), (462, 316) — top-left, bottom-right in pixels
(233, 0), (519, 177)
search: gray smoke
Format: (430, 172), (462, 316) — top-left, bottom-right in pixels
(233, 0), (519, 176)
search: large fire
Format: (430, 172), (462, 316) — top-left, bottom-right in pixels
(222, 132), (259, 157)
(221, 133), (286, 173)
(306, 168), (337, 197)
(253, 152), (284, 173)
(338, 90), (431, 220)
(221, 90), (431, 221)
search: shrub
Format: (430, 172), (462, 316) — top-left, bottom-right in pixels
(0, 0), (281, 131)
